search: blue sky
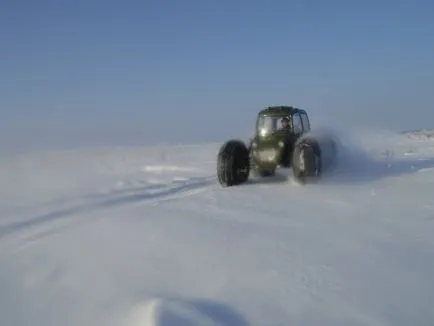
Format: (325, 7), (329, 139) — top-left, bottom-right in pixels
(1, 0), (433, 150)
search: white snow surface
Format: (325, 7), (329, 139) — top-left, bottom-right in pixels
(1, 130), (434, 326)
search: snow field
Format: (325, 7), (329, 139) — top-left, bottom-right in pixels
(1, 130), (434, 325)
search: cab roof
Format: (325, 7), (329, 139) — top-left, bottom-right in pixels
(258, 105), (306, 117)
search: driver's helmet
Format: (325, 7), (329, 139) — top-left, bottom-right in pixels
(281, 116), (290, 126)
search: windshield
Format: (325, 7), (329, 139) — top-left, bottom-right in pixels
(257, 115), (287, 136)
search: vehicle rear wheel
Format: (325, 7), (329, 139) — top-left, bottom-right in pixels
(292, 139), (321, 184)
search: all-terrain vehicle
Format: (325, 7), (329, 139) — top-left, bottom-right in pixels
(217, 105), (337, 186)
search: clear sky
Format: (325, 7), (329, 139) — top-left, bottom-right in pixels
(1, 0), (433, 151)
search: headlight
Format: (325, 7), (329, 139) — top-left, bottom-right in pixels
(278, 141), (284, 147)
(258, 148), (277, 161)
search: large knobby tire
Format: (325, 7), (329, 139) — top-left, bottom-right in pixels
(217, 140), (250, 187)
(292, 139), (321, 184)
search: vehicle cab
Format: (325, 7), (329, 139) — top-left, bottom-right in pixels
(255, 106), (311, 138)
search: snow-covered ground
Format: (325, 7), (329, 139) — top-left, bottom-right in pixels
(1, 130), (434, 326)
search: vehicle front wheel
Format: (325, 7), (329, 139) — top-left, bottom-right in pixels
(217, 140), (250, 187)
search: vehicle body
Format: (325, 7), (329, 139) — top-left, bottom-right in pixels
(216, 105), (337, 187)
(249, 106), (311, 176)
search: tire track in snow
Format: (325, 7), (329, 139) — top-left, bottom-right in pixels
(0, 176), (216, 241)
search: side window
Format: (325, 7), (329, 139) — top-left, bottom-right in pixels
(292, 113), (303, 134)
(301, 113), (310, 132)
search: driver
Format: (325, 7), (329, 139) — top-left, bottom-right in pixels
(281, 116), (290, 130)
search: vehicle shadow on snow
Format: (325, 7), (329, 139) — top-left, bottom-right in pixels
(321, 146), (434, 185)
(246, 172), (290, 185)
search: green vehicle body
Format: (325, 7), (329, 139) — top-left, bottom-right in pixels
(248, 105), (311, 174)
(216, 104), (338, 187)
